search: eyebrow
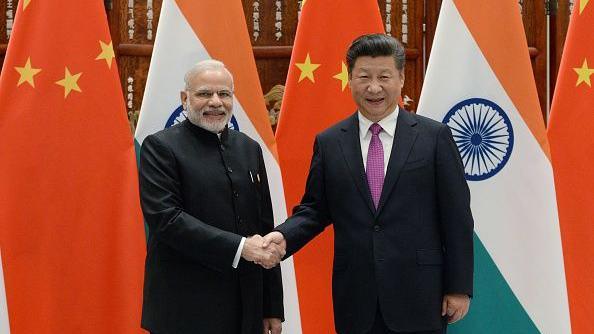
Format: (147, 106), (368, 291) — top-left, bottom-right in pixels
(194, 86), (232, 91)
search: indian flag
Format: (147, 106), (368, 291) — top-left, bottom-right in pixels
(134, 0), (301, 332)
(417, 0), (570, 333)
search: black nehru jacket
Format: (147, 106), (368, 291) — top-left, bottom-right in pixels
(139, 120), (283, 334)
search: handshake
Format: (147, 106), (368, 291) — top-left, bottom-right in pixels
(241, 231), (286, 269)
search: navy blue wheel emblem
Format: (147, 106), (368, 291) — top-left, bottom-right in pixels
(164, 105), (240, 131)
(442, 98), (514, 181)
(165, 105), (187, 128)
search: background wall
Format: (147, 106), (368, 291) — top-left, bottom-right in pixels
(0, 0), (575, 131)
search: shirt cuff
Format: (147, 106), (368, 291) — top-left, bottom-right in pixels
(232, 237), (246, 268)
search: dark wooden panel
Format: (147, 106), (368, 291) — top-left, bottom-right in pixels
(406, 0), (425, 112)
(118, 55), (151, 130)
(551, 0), (571, 101)
(110, 0), (161, 121)
(522, 0), (548, 121)
(425, 0), (443, 70)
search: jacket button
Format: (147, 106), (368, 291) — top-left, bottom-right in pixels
(373, 225), (380, 232)
(227, 167), (233, 173)
(233, 191), (239, 198)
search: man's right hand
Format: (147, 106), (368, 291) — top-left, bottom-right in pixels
(241, 234), (284, 269)
(262, 231), (286, 258)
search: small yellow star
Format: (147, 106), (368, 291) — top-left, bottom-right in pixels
(14, 57), (42, 88)
(95, 40), (115, 68)
(574, 59), (594, 87)
(23, 0), (31, 11)
(332, 61), (349, 91)
(295, 53), (321, 83)
(579, 0), (590, 14)
(302, 0), (307, 8)
(55, 67), (82, 98)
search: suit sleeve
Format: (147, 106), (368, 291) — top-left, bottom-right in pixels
(257, 145), (285, 320)
(276, 136), (332, 257)
(435, 125), (474, 296)
(139, 134), (242, 273)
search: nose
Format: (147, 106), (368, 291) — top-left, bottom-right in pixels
(208, 93), (223, 107)
(366, 80), (382, 94)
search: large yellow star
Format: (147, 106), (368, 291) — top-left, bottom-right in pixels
(295, 53), (321, 83)
(23, 0), (31, 11)
(95, 40), (115, 68)
(55, 67), (82, 98)
(332, 61), (349, 91)
(14, 57), (42, 88)
(579, 0), (590, 14)
(574, 59), (594, 87)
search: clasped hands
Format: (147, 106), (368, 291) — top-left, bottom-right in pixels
(241, 232), (286, 269)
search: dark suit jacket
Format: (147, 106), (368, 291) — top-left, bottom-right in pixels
(139, 120), (283, 334)
(276, 111), (473, 334)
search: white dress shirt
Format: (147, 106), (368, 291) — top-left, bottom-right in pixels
(359, 106), (399, 175)
(233, 237), (245, 268)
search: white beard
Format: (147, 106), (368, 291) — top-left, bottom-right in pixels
(186, 103), (232, 133)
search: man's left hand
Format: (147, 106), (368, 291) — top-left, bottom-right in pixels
(441, 294), (470, 324)
(263, 317), (282, 334)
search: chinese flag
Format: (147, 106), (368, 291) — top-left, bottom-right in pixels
(0, 1), (145, 333)
(275, 1), (383, 332)
(548, 1), (594, 333)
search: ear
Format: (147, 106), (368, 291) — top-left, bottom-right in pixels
(180, 91), (188, 109)
(399, 71), (405, 88)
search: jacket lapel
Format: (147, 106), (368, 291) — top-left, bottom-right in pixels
(375, 110), (418, 217)
(338, 113), (376, 215)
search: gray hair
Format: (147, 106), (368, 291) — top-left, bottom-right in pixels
(183, 59), (234, 90)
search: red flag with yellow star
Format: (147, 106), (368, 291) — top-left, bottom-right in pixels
(0, 1), (145, 333)
(548, 1), (594, 332)
(274, 1), (383, 332)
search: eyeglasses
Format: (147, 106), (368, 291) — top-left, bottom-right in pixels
(187, 89), (234, 100)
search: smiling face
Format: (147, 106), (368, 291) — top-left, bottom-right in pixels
(349, 55), (404, 122)
(181, 68), (234, 133)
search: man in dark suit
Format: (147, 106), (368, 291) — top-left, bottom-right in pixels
(139, 60), (284, 334)
(263, 34), (474, 334)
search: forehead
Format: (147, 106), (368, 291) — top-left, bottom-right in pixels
(352, 56), (398, 72)
(187, 69), (233, 89)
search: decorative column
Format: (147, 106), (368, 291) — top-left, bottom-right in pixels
(127, 77), (134, 112)
(252, 1), (260, 41)
(6, 0), (14, 38)
(385, 0), (392, 35)
(401, 0), (408, 44)
(147, 0), (154, 40)
(127, 0), (135, 40)
(275, 0), (283, 41)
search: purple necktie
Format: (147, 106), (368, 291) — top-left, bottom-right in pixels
(366, 123), (384, 208)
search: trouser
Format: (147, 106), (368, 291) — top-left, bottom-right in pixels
(367, 306), (447, 334)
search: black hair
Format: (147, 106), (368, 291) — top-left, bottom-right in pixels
(346, 33), (405, 74)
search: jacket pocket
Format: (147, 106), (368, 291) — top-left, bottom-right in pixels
(416, 249), (443, 265)
(402, 158), (428, 172)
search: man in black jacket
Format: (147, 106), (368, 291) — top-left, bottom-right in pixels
(139, 60), (284, 334)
